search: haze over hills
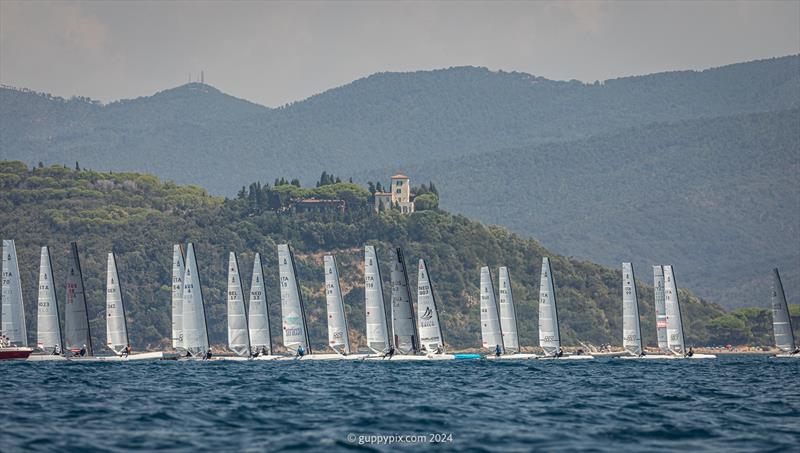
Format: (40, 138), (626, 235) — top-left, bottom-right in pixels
(1, 55), (798, 309)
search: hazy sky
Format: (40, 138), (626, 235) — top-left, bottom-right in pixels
(1, 1), (798, 107)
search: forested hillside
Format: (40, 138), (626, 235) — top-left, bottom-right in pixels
(1, 162), (795, 352)
(1, 55), (797, 312)
(392, 108), (800, 308)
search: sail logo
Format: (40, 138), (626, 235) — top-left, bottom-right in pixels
(421, 307), (433, 321)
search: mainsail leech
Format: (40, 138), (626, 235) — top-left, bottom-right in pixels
(480, 266), (504, 353)
(248, 253), (272, 355)
(182, 243), (210, 357)
(538, 257), (561, 357)
(364, 246), (390, 353)
(65, 242), (92, 355)
(106, 252), (129, 355)
(390, 248), (419, 354)
(227, 252), (251, 357)
(278, 244), (311, 354)
(37, 246), (62, 352)
(417, 259), (444, 353)
(663, 265), (686, 355)
(171, 245), (185, 351)
(622, 262), (643, 357)
(652, 265), (668, 353)
(324, 255), (351, 355)
(2, 240), (27, 346)
(771, 268), (797, 353)
(498, 267), (520, 353)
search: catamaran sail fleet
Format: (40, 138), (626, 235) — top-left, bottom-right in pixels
(0, 239), (796, 361)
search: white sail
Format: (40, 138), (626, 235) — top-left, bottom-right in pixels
(106, 252), (129, 355)
(2, 240), (27, 346)
(65, 242), (92, 355)
(653, 265), (668, 352)
(324, 255), (350, 354)
(622, 262), (643, 356)
(390, 248), (418, 354)
(417, 259), (444, 353)
(480, 267), (504, 353)
(538, 257), (561, 356)
(248, 253), (272, 354)
(182, 243), (209, 356)
(227, 253), (251, 357)
(171, 245), (185, 350)
(37, 246), (62, 352)
(278, 244), (310, 353)
(663, 265), (686, 355)
(364, 246), (390, 353)
(498, 267), (520, 353)
(771, 268), (797, 353)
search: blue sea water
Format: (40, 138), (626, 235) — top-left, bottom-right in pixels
(1, 355), (798, 452)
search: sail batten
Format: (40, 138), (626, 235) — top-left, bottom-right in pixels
(390, 248), (419, 354)
(106, 252), (129, 355)
(417, 259), (444, 353)
(64, 242), (92, 355)
(171, 245), (185, 350)
(37, 246), (62, 352)
(227, 253), (251, 357)
(771, 268), (797, 353)
(2, 240), (27, 346)
(622, 263), (643, 356)
(498, 267), (520, 353)
(538, 257), (560, 356)
(663, 265), (686, 355)
(480, 267), (504, 353)
(653, 266), (668, 352)
(324, 255), (350, 354)
(364, 246), (390, 353)
(248, 253), (272, 355)
(182, 243), (209, 356)
(278, 244), (311, 353)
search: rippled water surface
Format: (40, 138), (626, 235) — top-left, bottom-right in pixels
(2, 355), (798, 452)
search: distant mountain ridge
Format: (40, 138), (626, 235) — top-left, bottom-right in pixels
(1, 55), (798, 309)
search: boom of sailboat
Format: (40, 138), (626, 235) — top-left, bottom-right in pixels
(0, 239), (797, 361)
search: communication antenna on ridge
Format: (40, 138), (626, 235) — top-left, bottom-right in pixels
(201, 70), (204, 84)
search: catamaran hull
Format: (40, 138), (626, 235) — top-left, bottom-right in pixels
(485, 353), (540, 360)
(591, 351), (627, 358)
(96, 352), (179, 361)
(773, 353), (800, 359)
(538, 355), (595, 360)
(283, 353), (370, 361)
(618, 355), (680, 360)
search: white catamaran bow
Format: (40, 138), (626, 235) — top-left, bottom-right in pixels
(538, 257), (561, 357)
(37, 246), (62, 353)
(417, 259), (444, 353)
(364, 246), (390, 354)
(2, 240), (27, 347)
(498, 267), (520, 353)
(480, 267), (504, 353)
(171, 244), (185, 351)
(227, 253), (251, 357)
(248, 253), (272, 355)
(106, 252), (129, 355)
(390, 248), (419, 354)
(653, 266), (669, 353)
(771, 268), (798, 357)
(324, 255), (351, 355)
(278, 244), (311, 354)
(182, 243), (210, 357)
(622, 263), (643, 357)
(65, 242), (92, 356)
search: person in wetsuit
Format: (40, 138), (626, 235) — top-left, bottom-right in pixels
(78, 345), (87, 357)
(494, 344), (502, 358)
(384, 345), (396, 359)
(686, 347), (694, 357)
(555, 347), (564, 358)
(297, 346), (305, 358)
